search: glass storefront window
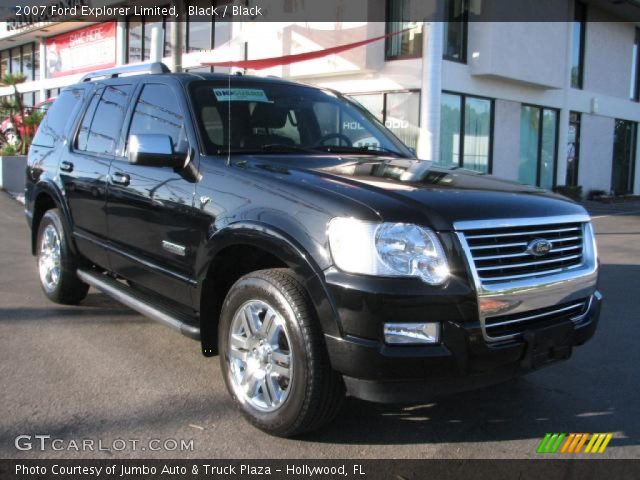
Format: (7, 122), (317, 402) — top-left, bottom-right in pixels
(440, 93), (461, 168)
(519, 105), (558, 188)
(462, 97), (491, 172)
(128, 19), (143, 63)
(33, 45), (40, 81)
(571, 2), (586, 89)
(611, 120), (637, 195)
(22, 44), (34, 80)
(164, 22), (188, 57)
(0, 51), (7, 79)
(10, 48), (21, 75)
(350, 94), (384, 123)
(348, 91), (420, 150)
(22, 92), (34, 107)
(443, 0), (469, 62)
(519, 106), (541, 186)
(566, 112), (581, 186)
(386, 0), (422, 60)
(540, 109), (557, 189)
(143, 19), (164, 61)
(439, 92), (492, 173)
(0, 42), (41, 80)
(188, 20), (213, 52)
(385, 92), (420, 149)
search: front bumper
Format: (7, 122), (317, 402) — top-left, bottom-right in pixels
(324, 290), (601, 404)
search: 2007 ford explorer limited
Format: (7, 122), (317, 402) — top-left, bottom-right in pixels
(25, 63), (601, 436)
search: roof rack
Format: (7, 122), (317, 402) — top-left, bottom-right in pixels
(81, 62), (170, 82)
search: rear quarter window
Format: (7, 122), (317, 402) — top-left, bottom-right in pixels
(32, 87), (87, 148)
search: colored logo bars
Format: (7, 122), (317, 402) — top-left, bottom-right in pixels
(536, 433), (613, 454)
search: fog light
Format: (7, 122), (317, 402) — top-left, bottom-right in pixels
(384, 322), (440, 345)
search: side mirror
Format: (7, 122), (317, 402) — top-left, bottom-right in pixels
(128, 134), (186, 169)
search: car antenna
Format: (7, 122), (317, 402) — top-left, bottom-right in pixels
(226, 72), (232, 166)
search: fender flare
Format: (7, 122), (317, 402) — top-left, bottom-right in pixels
(197, 221), (342, 351)
(30, 180), (78, 256)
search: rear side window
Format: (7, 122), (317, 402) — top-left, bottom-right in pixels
(32, 87), (86, 148)
(128, 84), (187, 152)
(75, 84), (132, 155)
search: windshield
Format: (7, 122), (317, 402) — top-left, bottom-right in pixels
(189, 80), (413, 158)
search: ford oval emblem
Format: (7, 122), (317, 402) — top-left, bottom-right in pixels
(527, 238), (553, 256)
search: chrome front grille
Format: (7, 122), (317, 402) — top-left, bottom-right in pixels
(461, 222), (585, 283)
(484, 298), (589, 338)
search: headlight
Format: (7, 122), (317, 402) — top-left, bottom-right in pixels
(327, 218), (449, 285)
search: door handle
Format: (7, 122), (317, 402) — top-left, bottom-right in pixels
(111, 172), (130, 186)
(60, 161), (74, 172)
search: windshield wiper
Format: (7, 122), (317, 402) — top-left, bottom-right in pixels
(214, 144), (319, 155)
(313, 145), (404, 157)
(260, 144), (319, 154)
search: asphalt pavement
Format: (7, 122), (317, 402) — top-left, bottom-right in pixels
(0, 191), (638, 459)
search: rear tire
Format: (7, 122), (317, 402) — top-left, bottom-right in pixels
(219, 268), (344, 437)
(36, 209), (89, 304)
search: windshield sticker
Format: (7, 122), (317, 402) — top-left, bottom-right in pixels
(213, 88), (270, 103)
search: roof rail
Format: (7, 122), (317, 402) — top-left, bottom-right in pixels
(81, 62), (170, 82)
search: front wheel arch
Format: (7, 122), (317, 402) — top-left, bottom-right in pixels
(198, 225), (342, 356)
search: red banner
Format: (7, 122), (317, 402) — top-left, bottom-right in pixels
(45, 21), (116, 78)
(202, 28), (411, 70)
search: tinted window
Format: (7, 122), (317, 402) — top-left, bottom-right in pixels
(439, 92), (493, 173)
(571, 2), (586, 89)
(32, 87), (87, 148)
(128, 84), (186, 152)
(75, 91), (101, 152)
(85, 85), (132, 155)
(385, 0), (422, 60)
(190, 82), (411, 157)
(443, 0), (469, 62)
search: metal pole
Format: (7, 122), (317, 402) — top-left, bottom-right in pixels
(150, 26), (163, 63)
(417, 21), (443, 162)
(171, 1), (184, 72)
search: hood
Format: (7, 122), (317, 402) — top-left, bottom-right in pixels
(234, 155), (587, 231)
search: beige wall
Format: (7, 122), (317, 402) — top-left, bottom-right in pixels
(578, 114), (615, 194)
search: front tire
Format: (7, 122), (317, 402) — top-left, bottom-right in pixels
(219, 268), (344, 437)
(36, 209), (89, 304)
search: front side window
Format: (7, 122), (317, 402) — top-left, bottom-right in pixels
(128, 84), (187, 152)
(439, 92), (493, 173)
(443, 0), (469, 62)
(385, 0), (423, 60)
(519, 105), (558, 189)
(190, 82), (412, 158)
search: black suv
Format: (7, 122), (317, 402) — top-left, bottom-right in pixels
(25, 63), (601, 436)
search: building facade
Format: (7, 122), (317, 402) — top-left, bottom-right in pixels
(0, 0), (638, 198)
